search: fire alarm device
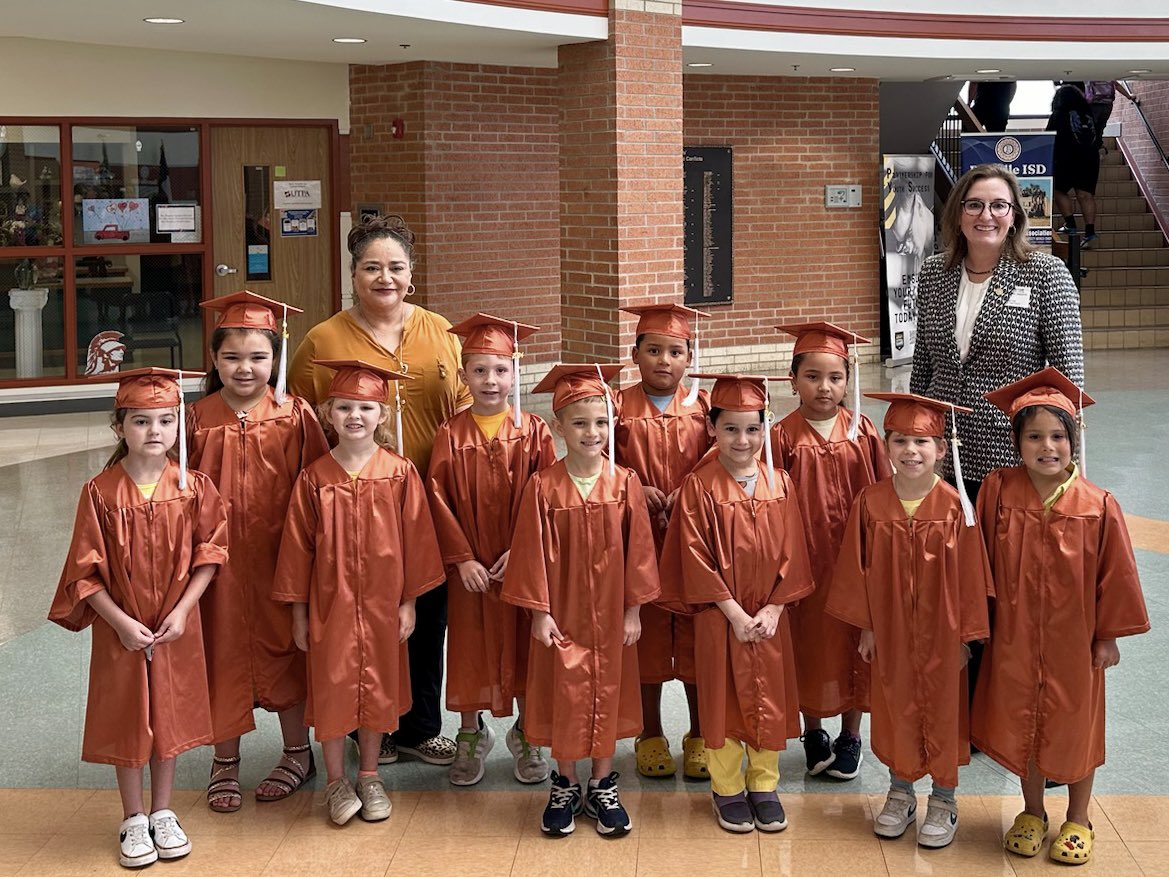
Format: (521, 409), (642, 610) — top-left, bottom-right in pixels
(391, 119), (406, 139)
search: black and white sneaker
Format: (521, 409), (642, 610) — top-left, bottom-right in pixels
(825, 733), (863, 780)
(800, 729), (835, 775)
(584, 772), (632, 836)
(541, 771), (583, 837)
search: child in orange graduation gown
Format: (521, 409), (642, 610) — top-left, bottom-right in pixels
(188, 291), (329, 812)
(49, 368), (228, 870)
(973, 368), (1149, 866)
(501, 364), (660, 838)
(770, 322), (891, 781)
(273, 360), (445, 827)
(658, 374), (813, 835)
(828, 393), (991, 850)
(427, 313), (557, 787)
(615, 302), (712, 781)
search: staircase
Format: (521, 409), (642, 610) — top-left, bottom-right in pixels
(1077, 139), (1169, 350)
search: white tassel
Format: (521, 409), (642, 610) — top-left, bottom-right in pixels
(512, 321), (522, 428)
(763, 381), (776, 491)
(683, 314), (701, 407)
(1078, 386), (1087, 478)
(177, 368), (188, 490)
(597, 364), (615, 477)
(394, 381), (404, 455)
(949, 403), (975, 527)
(847, 334), (861, 441)
(274, 303), (289, 405)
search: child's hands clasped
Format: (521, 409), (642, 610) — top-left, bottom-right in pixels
(751, 605), (783, 640)
(532, 611), (564, 647)
(487, 550), (511, 582)
(1093, 638), (1120, 670)
(457, 559), (492, 593)
(153, 607), (189, 645)
(115, 615), (156, 652)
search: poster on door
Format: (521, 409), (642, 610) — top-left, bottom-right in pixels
(280, 209), (318, 237)
(960, 133), (1055, 245)
(881, 154), (935, 366)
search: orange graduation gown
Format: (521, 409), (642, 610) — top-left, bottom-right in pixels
(971, 467), (1149, 783)
(426, 408), (557, 715)
(500, 461), (661, 761)
(827, 479), (992, 788)
(48, 462), (229, 767)
(615, 383), (712, 685)
(188, 388), (330, 741)
(658, 458), (814, 751)
(770, 408), (891, 717)
(273, 448), (445, 741)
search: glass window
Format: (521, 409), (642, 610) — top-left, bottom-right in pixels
(0, 125), (64, 248)
(72, 126), (201, 245)
(1, 257), (66, 379)
(75, 254), (203, 373)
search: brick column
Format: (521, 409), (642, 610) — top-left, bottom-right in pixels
(558, 1), (684, 361)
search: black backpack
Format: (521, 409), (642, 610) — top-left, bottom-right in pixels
(1068, 108), (1097, 148)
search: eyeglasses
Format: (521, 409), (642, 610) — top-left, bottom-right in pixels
(961, 199), (1015, 217)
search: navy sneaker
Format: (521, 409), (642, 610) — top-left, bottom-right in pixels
(541, 772), (583, 836)
(800, 729), (835, 775)
(584, 772), (632, 836)
(1080, 233), (1098, 249)
(825, 733), (863, 780)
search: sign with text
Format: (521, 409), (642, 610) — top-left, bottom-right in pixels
(961, 133), (1055, 245)
(273, 180), (322, 210)
(881, 154), (935, 365)
(683, 146), (733, 306)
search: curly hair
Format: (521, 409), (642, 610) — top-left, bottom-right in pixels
(347, 213), (416, 272)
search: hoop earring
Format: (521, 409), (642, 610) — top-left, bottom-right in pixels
(1008, 226), (1017, 237)
(405, 284), (416, 297)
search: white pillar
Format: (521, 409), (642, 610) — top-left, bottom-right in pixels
(8, 287), (49, 379)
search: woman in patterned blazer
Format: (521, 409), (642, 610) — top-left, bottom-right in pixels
(910, 163), (1084, 501)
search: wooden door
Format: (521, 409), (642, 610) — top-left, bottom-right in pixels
(210, 126), (335, 350)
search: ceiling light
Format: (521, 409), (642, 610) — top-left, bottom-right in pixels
(143, 18), (184, 24)
(1128, 69), (1152, 74)
(333, 38), (367, 44)
(830, 67), (856, 73)
(687, 62), (713, 68)
(975, 68), (1001, 74)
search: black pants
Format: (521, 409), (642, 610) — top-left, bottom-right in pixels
(948, 477), (985, 710)
(391, 582), (448, 746)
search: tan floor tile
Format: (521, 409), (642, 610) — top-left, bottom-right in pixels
(637, 836), (761, 877)
(260, 813), (405, 877)
(877, 836), (1016, 876)
(178, 791), (308, 837)
(388, 835), (519, 877)
(0, 833), (53, 876)
(0, 789), (92, 834)
(511, 832), (639, 877)
(62, 789), (201, 835)
(758, 837), (887, 877)
(1007, 840), (1143, 875)
(1124, 840), (1164, 875)
(635, 790), (736, 838)
(140, 832), (285, 876)
(405, 790), (536, 837)
(1093, 795), (1169, 843)
(16, 833), (129, 877)
(777, 793), (872, 838)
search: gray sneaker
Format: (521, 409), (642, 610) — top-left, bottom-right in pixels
(874, 788), (917, 839)
(325, 778), (362, 826)
(449, 721), (496, 787)
(506, 723), (550, 784)
(355, 775), (392, 821)
(918, 795), (958, 849)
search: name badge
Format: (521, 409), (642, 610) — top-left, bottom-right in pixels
(1006, 286), (1031, 309)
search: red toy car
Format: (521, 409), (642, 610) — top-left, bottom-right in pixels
(95, 224), (130, 241)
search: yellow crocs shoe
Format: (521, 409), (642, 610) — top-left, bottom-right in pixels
(682, 734), (709, 780)
(635, 735), (676, 778)
(1050, 820), (1094, 865)
(1004, 811), (1048, 857)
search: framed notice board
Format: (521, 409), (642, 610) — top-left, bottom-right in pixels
(683, 146), (733, 305)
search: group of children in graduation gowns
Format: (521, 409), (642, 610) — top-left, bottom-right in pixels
(49, 292), (1147, 868)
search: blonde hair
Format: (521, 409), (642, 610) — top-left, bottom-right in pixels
(103, 408), (181, 470)
(941, 163), (1035, 271)
(317, 398), (397, 450)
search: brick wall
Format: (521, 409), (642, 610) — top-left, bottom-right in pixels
(349, 62), (562, 361)
(1115, 81), (1169, 240)
(683, 74), (882, 370)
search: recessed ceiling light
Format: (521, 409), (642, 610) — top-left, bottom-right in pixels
(687, 62), (713, 68)
(975, 68), (1001, 74)
(333, 37), (367, 44)
(1128, 69), (1152, 74)
(143, 18), (184, 24)
(830, 67), (856, 73)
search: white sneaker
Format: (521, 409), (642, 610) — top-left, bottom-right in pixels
(118, 814), (158, 868)
(917, 795), (958, 849)
(148, 809), (191, 860)
(874, 789), (917, 839)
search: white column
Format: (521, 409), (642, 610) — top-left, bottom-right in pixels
(8, 287), (49, 379)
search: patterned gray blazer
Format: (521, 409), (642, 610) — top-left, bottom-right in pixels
(909, 250), (1084, 482)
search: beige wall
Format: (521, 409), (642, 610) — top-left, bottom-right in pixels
(0, 38), (350, 131)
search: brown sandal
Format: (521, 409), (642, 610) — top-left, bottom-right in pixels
(255, 743), (316, 802)
(207, 755), (242, 813)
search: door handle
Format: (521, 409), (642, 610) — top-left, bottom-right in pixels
(215, 264), (238, 277)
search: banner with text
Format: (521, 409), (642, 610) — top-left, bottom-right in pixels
(881, 154), (935, 365)
(961, 132), (1055, 246)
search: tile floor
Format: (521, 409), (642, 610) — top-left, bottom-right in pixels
(1, 350), (1166, 875)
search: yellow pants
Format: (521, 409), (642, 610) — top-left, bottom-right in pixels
(706, 739), (780, 796)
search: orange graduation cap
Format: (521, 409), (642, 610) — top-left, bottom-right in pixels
(96, 367), (205, 488)
(533, 363), (622, 474)
(201, 290), (303, 405)
(985, 366), (1094, 474)
(622, 302), (709, 407)
(313, 359), (413, 452)
(777, 321), (870, 440)
(691, 373), (792, 488)
(448, 313), (540, 427)
(865, 391), (977, 525)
